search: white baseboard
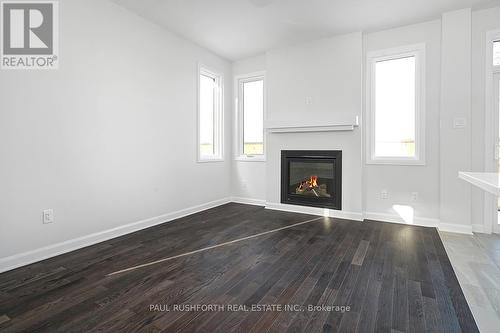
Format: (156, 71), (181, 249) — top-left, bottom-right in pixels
(266, 203), (473, 235)
(265, 202), (364, 221)
(0, 197), (477, 273)
(471, 224), (485, 233)
(363, 212), (475, 235)
(230, 196), (266, 206)
(0, 197), (231, 274)
(364, 212), (439, 228)
(439, 222), (473, 235)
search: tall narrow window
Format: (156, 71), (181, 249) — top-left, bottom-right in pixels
(375, 56), (416, 157)
(494, 40), (500, 67)
(367, 44), (425, 165)
(198, 66), (223, 161)
(236, 73), (265, 160)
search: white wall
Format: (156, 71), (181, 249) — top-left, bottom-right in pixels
(256, 11), (495, 232)
(3, 0), (500, 269)
(440, 9), (472, 231)
(231, 55), (267, 202)
(0, 0), (232, 260)
(363, 21), (442, 223)
(471, 6), (500, 232)
(265, 33), (363, 216)
(239, 7), (500, 233)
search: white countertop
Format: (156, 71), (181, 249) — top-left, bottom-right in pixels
(459, 172), (500, 196)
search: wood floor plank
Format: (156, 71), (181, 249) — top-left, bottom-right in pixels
(154, 224), (319, 331)
(0, 314), (10, 325)
(278, 222), (350, 332)
(302, 287), (338, 333)
(422, 232), (462, 333)
(392, 227), (409, 332)
(338, 311), (360, 333)
(422, 296), (443, 332)
(251, 229), (339, 332)
(430, 231), (479, 333)
(151, 234), (288, 330)
(198, 225), (328, 332)
(374, 227), (396, 332)
(356, 278), (382, 333)
(408, 280), (426, 333)
(0, 203), (478, 333)
(351, 240), (370, 266)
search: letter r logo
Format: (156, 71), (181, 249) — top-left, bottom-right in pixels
(2, 2), (53, 55)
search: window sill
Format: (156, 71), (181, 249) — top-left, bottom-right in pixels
(366, 158), (425, 166)
(235, 155), (266, 162)
(197, 157), (225, 163)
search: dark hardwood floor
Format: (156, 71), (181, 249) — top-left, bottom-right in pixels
(0, 203), (478, 332)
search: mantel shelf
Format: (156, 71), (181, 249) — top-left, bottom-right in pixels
(266, 116), (359, 133)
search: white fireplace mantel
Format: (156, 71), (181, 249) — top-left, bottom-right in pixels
(266, 116), (359, 133)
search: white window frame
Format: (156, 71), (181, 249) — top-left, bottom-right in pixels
(366, 43), (426, 165)
(493, 39), (500, 69)
(197, 64), (224, 162)
(234, 71), (266, 162)
(482, 29), (500, 234)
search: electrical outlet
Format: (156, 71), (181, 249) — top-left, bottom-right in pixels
(305, 97), (313, 105)
(43, 209), (54, 224)
(411, 192), (418, 202)
(453, 117), (466, 129)
(381, 190), (388, 199)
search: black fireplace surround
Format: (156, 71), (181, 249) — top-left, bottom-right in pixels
(281, 150), (342, 210)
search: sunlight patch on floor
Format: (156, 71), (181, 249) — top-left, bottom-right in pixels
(392, 204), (414, 224)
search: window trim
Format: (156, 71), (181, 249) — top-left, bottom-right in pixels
(492, 38), (500, 72)
(197, 64), (224, 163)
(482, 29), (500, 234)
(234, 71), (266, 162)
(366, 43), (426, 166)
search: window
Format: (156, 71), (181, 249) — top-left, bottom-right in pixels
(236, 72), (265, 160)
(198, 65), (223, 161)
(494, 40), (500, 67)
(366, 44), (425, 165)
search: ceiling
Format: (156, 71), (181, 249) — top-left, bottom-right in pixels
(112, 0), (500, 61)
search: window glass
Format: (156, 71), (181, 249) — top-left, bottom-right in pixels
(199, 74), (215, 157)
(494, 40), (500, 66)
(374, 56), (416, 157)
(243, 79), (264, 155)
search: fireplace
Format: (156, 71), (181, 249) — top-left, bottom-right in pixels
(281, 150), (342, 210)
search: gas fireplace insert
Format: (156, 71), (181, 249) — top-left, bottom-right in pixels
(281, 150), (342, 210)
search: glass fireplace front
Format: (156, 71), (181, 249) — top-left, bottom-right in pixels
(281, 151), (342, 210)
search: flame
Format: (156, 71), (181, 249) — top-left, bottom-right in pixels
(296, 175), (319, 192)
(310, 175), (318, 187)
